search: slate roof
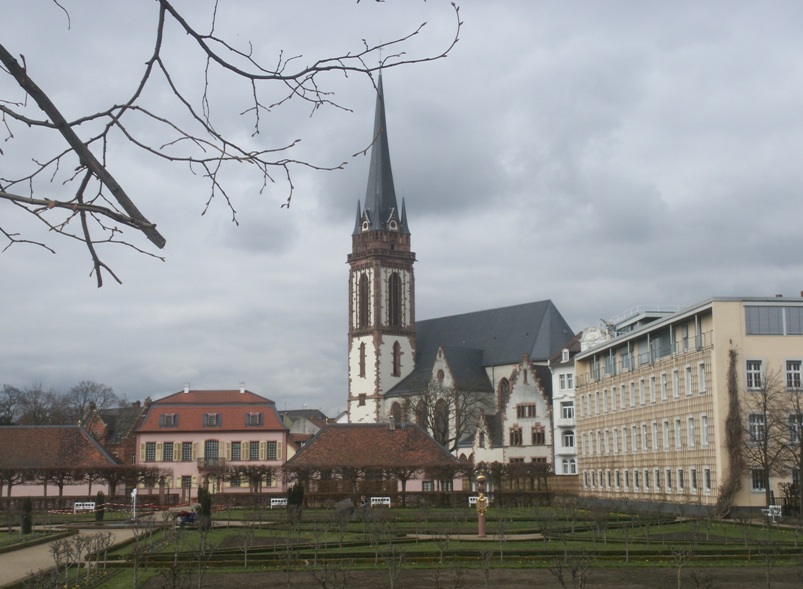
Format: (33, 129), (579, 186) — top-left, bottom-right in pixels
(388, 300), (573, 396)
(91, 405), (147, 445)
(548, 331), (583, 367)
(0, 426), (120, 469)
(354, 75), (408, 235)
(137, 389), (287, 433)
(285, 423), (458, 469)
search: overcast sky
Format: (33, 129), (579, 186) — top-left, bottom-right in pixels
(2, 1), (803, 417)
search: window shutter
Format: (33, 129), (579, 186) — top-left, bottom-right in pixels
(276, 441), (283, 461)
(139, 443), (146, 462)
(225, 442), (231, 460)
(259, 441), (266, 461)
(192, 442), (198, 461)
(156, 442), (163, 461)
(191, 475), (197, 489)
(159, 414), (165, 426)
(173, 444), (181, 461)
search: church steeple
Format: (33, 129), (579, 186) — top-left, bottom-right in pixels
(354, 75), (408, 236)
(347, 75), (416, 424)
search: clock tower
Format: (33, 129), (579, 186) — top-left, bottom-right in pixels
(347, 76), (416, 423)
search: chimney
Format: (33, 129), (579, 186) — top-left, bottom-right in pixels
(240, 382), (246, 394)
(184, 383), (190, 394)
(132, 400), (141, 408)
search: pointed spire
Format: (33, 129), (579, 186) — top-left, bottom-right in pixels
(400, 198), (410, 235)
(352, 199), (363, 236)
(363, 75), (401, 231)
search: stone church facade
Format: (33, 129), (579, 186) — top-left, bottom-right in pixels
(346, 76), (574, 471)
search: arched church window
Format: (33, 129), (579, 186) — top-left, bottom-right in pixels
(388, 272), (402, 327)
(390, 402), (402, 424)
(498, 378), (511, 409)
(436, 369), (445, 383)
(434, 398), (449, 447)
(392, 341), (402, 376)
(359, 343), (366, 378)
(358, 273), (370, 329)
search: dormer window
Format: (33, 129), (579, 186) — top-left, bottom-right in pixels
(160, 413), (177, 427)
(246, 412), (262, 426)
(205, 413), (219, 427)
(361, 220), (370, 231)
(388, 219), (398, 231)
(562, 348), (570, 363)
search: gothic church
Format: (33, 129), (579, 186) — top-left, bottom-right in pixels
(347, 77), (574, 464)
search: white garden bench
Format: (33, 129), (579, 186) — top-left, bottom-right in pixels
(270, 497), (288, 509)
(370, 496), (391, 508)
(73, 501), (96, 513)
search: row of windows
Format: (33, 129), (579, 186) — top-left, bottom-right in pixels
(356, 272), (405, 330)
(584, 465), (713, 495)
(158, 412), (263, 428)
(580, 414), (710, 456)
(748, 413), (803, 444)
(142, 440), (281, 462)
(579, 363), (707, 418)
(509, 426), (546, 446)
(745, 306), (803, 336)
(746, 359), (803, 390)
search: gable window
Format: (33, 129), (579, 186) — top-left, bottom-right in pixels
(388, 272), (402, 327)
(532, 427), (546, 446)
(516, 404), (536, 418)
(205, 413), (219, 427)
(510, 427), (523, 446)
(246, 412), (262, 426)
(746, 360), (763, 389)
(160, 413), (177, 427)
(478, 431), (486, 448)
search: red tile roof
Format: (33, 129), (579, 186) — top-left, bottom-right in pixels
(137, 389), (287, 433)
(285, 423), (458, 469)
(0, 426), (120, 469)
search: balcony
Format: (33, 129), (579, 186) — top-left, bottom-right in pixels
(197, 457), (227, 470)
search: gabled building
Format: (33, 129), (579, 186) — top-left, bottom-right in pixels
(0, 425), (120, 497)
(135, 386), (288, 500)
(83, 401), (148, 465)
(285, 422), (461, 497)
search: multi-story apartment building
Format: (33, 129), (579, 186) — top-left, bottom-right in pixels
(575, 297), (803, 514)
(136, 385), (289, 501)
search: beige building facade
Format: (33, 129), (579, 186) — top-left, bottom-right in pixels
(575, 297), (803, 513)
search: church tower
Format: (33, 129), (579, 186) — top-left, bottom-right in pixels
(347, 76), (416, 423)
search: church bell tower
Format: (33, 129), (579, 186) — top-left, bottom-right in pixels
(347, 76), (416, 423)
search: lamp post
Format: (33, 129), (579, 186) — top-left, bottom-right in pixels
(476, 474), (488, 538)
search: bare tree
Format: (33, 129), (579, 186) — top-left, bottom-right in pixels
(742, 369), (790, 507)
(65, 381), (118, 423)
(406, 379), (495, 452)
(0, 2), (461, 285)
(6, 383), (68, 425)
(783, 384), (803, 517)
